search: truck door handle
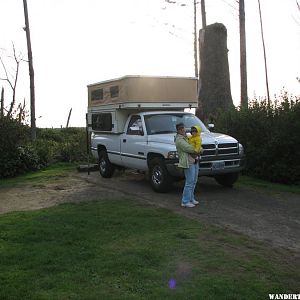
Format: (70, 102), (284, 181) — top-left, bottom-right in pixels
(123, 139), (126, 143)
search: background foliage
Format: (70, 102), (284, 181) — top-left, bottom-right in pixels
(214, 92), (300, 184)
(0, 118), (87, 178)
(1, 91), (300, 184)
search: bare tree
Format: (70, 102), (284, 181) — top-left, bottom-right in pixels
(17, 98), (27, 123)
(0, 44), (23, 118)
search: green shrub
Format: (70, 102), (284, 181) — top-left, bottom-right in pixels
(36, 127), (87, 163)
(0, 118), (88, 178)
(0, 117), (31, 178)
(32, 139), (59, 165)
(17, 144), (43, 172)
(214, 93), (300, 184)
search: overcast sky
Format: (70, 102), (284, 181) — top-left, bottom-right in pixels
(0, 0), (299, 127)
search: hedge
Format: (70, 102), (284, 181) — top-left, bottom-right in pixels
(214, 94), (300, 184)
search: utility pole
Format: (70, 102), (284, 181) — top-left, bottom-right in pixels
(239, 0), (248, 108)
(257, 0), (270, 106)
(23, 0), (36, 140)
(193, 0), (198, 79)
(201, 0), (206, 28)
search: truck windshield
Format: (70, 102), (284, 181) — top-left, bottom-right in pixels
(144, 113), (209, 135)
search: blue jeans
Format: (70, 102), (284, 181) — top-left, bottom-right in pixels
(182, 163), (199, 204)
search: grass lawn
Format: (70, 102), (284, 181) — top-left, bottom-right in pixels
(238, 175), (300, 194)
(0, 163), (76, 188)
(0, 199), (299, 300)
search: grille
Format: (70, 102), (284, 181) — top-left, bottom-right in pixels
(202, 143), (238, 157)
(199, 159), (240, 169)
(218, 143), (237, 148)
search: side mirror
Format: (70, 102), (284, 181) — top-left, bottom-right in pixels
(129, 126), (144, 136)
(208, 123), (215, 130)
(130, 126), (140, 131)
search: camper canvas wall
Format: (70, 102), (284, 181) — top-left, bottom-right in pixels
(87, 75), (199, 134)
(87, 75), (198, 109)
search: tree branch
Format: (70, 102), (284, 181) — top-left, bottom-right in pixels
(0, 56), (14, 90)
(7, 44), (20, 117)
(0, 44), (24, 118)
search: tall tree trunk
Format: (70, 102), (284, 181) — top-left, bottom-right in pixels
(239, 0), (248, 108)
(197, 23), (233, 121)
(193, 0), (199, 79)
(201, 0), (206, 28)
(23, 0), (36, 140)
(257, 0), (270, 106)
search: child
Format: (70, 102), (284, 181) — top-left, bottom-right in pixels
(188, 125), (202, 155)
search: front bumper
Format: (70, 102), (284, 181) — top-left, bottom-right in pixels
(165, 155), (246, 178)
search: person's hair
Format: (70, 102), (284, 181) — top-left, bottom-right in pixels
(176, 123), (184, 131)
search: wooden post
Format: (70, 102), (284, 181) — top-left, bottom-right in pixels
(66, 108), (72, 128)
(86, 113), (90, 175)
(23, 0), (36, 140)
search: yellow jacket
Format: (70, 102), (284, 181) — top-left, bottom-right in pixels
(188, 125), (202, 153)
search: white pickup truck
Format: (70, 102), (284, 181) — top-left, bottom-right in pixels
(88, 76), (245, 192)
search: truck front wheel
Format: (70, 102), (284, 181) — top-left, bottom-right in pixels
(98, 150), (115, 178)
(215, 172), (239, 187)
(149, 158), (173, 193)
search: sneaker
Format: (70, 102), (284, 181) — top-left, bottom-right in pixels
(181, 202), (195, 208)
(192, 200), (199, 205)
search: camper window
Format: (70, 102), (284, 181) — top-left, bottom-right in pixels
(92, 113), (112, 131)
(91, 88), (103, 101)
(110, 86), (119, 98)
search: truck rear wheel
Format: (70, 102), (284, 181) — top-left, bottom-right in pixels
(149, 158), (173, 193)
(215, 172), (239, 187)
(98, 150), (115, 178)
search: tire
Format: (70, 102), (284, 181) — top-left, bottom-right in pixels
(149, 158), (173, 193)
(215, 172), (239, 187)
(98, 150), (115, 178)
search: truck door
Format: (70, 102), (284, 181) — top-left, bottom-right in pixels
(120, 115), (148, 170)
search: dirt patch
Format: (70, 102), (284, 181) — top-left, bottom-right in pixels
(1, 170), (299, 255)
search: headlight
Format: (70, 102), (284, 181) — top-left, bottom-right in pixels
(167, 151), (178, 159)
(239, 143), (244, 155)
